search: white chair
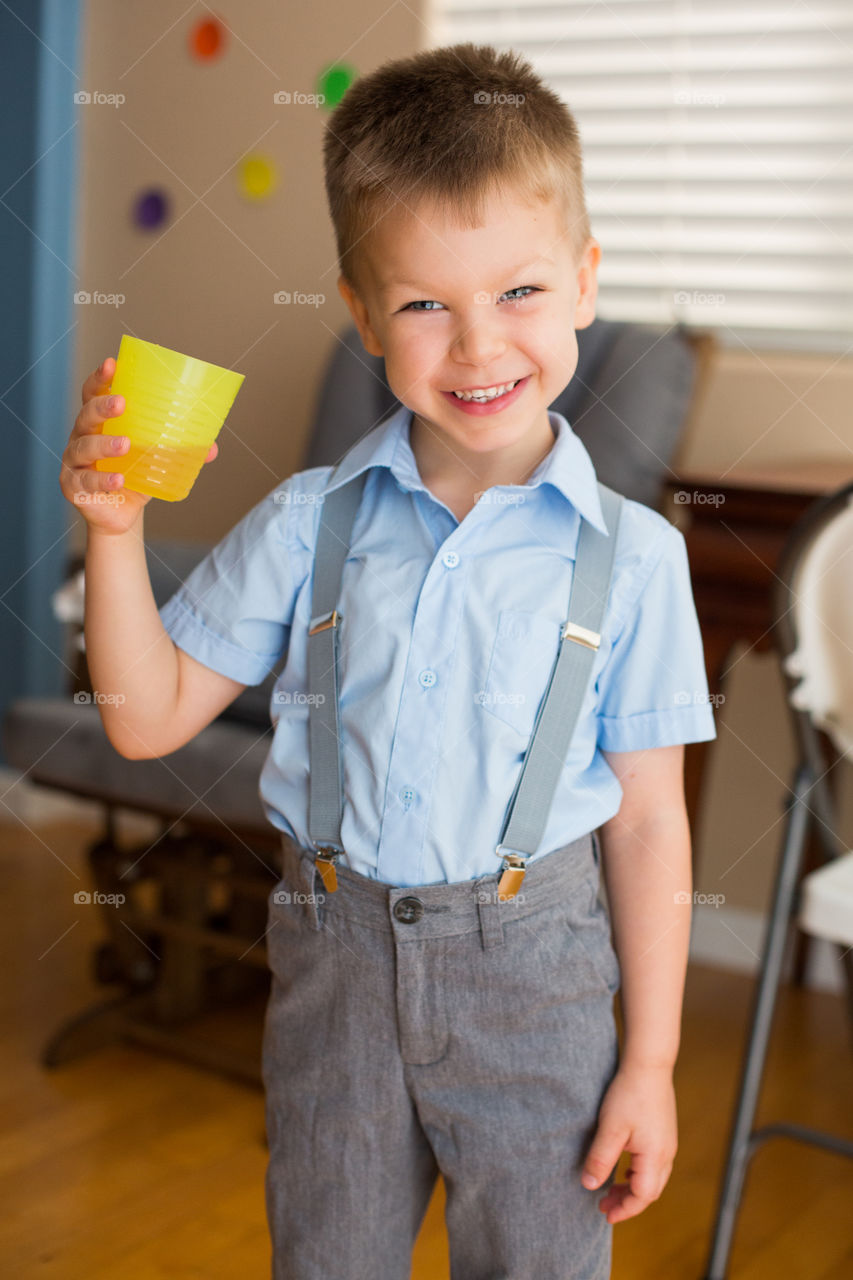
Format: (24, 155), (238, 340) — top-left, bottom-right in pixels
(703, 482), (853, 1280)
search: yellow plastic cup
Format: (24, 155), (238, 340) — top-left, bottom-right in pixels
(96, 335), (245, 501)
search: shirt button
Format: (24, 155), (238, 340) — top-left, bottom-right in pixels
(419, 669), (437, 688)
(399, 786), (415, 808)
(442, 551), (460, 568)
(393, 896), (424, 924)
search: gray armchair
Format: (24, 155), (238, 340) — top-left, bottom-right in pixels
(2, 317), (704, 1083)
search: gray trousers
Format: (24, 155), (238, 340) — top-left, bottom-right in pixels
(262, 831), (621, 1280)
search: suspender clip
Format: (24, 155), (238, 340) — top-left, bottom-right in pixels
(561, 620), (601, 650)
(495, 845), (528, 902)
(312, 844), (343, 893)
(309, 609), (340, 637)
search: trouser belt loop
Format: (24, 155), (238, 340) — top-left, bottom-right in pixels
(476, 885), (505, 951)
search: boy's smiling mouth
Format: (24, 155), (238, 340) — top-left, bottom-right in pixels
(450, 378), (521, 402)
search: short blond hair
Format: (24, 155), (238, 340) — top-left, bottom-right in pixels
(323, 42), (591, 291)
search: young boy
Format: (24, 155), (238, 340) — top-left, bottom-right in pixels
(61, 42), (716, 1280)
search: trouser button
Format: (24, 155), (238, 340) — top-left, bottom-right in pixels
(393, 896), (424, 924)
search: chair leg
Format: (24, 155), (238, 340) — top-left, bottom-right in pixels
(702, 764), (813, 1279)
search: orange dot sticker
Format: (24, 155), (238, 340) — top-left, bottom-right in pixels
(238, 153), (278, 201)
(190, 16), (227, 61)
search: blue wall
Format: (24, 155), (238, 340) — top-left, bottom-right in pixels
(0, 0), (81, 755)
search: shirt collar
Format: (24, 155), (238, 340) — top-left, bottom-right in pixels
(319, 403), (609, 535)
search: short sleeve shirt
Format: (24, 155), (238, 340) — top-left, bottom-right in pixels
(159, 405), (716, 887)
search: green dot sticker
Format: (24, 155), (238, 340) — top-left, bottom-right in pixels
(317, 62), (357, 109)
(239, 154), (278, 201)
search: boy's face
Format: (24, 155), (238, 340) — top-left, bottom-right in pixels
(337, 187), (600, 464)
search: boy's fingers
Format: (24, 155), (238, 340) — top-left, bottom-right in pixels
(581, 1125), (625, 1188)
(204, 441), (218, 463)
(81, 357), (116, 405)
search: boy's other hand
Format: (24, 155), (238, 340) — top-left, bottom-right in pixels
(580, 1063), (678, 1223)
(60, 357), (219, 535)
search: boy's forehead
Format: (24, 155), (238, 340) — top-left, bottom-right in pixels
(362, 196), (570, 294)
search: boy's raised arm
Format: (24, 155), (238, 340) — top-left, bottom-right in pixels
(61, 357), (246, 759)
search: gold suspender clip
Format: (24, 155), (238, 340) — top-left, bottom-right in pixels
(496, 847), (528, 902)
(308, 609), (340, 637)
(313, 846), (342, 893)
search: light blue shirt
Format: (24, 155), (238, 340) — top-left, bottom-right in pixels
(159, 405), (716, 887)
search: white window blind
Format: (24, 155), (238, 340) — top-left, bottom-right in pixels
(427, 0), (853, 350)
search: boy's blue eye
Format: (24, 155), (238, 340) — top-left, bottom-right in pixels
(500, 286), (538, 302)
(402, 286), (539, 312)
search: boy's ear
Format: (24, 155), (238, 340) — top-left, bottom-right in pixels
(573, 238), (601, 331)
(337, 275), (384, 358)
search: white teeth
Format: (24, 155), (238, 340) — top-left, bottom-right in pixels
(452, 379), (519, 402)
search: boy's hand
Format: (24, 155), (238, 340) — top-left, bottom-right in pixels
(580, 1063), (678, 1223)
(60, 357), (219, 535)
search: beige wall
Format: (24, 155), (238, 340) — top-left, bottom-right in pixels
(71, 5), (852, 921)
(72, 0), (422, 550)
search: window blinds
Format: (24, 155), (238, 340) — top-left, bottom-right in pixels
(428, 0), (853, 349)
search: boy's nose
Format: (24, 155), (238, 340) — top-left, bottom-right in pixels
(450, 315), (508, 369)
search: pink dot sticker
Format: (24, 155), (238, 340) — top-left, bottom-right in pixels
(190, 16), (227, 61)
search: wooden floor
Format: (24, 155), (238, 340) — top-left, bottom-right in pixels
(1, 810), (852, 1279)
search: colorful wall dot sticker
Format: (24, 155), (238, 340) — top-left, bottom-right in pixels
(190, 16), (227, 61)
(317, 62), (357, 109)
(133, 188), (169, 230)
(238, 154), (278, 201)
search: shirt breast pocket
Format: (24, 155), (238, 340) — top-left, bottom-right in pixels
(479, 609), (563, 737)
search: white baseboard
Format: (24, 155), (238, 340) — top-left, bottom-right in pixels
(689, 901), (844, 993)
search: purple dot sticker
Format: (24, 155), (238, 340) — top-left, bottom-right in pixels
(133, 188), (169, 230)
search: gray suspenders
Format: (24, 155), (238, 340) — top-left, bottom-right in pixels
(306, 468), (623, 899)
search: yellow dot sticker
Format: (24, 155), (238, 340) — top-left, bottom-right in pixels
(239, 154), (278, 201)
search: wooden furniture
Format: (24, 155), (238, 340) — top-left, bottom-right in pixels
(661, 460), (853, 928)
